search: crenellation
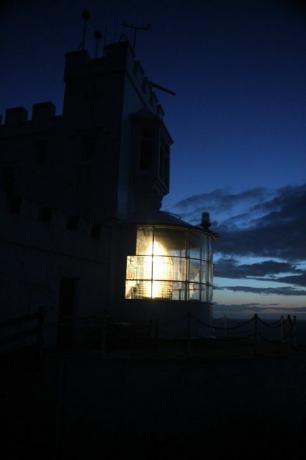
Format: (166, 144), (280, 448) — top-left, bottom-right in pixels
(32, 102), (56, 124)
(5, 107), (28, 126)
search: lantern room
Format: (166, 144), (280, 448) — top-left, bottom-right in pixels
(125, 225), (213, 302)
(110, 211), (217, 336)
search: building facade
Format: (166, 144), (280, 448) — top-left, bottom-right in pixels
(0, 40), (216, 347)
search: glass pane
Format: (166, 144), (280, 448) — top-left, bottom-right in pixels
(125, 280), (152, 299)
(201, 285), (207, 302)
(153, 256), (173, 280)
(153, 227), (186, 257)
(207, 285), (213, 302)
(136, 226), (153, 255)
(207, 237), (212, 261)
(208, 262), (213, 285)
(201, 236), (208, 261)
(152, 280), (172, 299)
(172, 257), (187, 281)
(126, 256), (152, 280)
(188, 231), (202, 259)
(201, 261), (208, 284)
(188, 283), (201, 301)
(189, 259), (201, 283)
(172, 282), (186, 301)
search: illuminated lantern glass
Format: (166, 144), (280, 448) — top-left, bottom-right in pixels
(125, 226), (213, 302)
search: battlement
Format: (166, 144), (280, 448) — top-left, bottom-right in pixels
(0, 102), (61, 132)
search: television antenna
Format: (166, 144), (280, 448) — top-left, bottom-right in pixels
(122, 22), (151, 51)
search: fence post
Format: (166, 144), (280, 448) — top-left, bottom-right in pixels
(37, 306), (45, 361)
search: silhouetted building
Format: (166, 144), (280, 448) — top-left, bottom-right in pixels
(0, 40), (216, 347)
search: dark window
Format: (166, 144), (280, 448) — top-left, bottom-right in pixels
(40, 207), (53, 223)
(8, 194), (22, 214)
(81, 137), (96, 161)
(91, 223), (102, 240)
(2, 170), (14, 194)
(67, 216), (79, 231)
(35, 142), (47, 164)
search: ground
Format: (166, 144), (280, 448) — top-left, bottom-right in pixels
(2, 341), (306, 459)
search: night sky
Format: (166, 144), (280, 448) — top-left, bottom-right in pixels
(1, 0), (305, 317)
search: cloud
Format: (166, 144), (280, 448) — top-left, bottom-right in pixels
(173, 187), (267, 213)
(171, 183), (306, 261)
(214, 257), (306, 288)
(213, 302), (306, 318)
(263, 272), (306, 287)
(170, 188), (272, 226)
(215, 184), (306, 260)
(215, 258), (302, 278)
(216, 285), (306, 296)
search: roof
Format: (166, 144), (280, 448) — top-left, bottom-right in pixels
(122, 210), (218, 239)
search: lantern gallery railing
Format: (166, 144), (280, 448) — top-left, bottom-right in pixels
(125, 225), (214, 302)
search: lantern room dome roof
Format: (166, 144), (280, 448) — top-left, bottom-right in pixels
(122, 210), (218, 238)
(126, 210), (193, 228)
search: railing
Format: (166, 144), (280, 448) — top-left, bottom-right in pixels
(93, 312), (298, 353)
(0, 307), (44, 358)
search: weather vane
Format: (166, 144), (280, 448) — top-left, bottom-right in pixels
(122, 22), (151, 51)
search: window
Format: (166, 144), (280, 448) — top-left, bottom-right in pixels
(125, 225), (214, 302)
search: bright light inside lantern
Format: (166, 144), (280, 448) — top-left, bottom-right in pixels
(144, 240), (173, 298)
(125, 225), (213, 302)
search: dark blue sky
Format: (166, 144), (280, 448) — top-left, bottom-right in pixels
(1, 0), (305, 316)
